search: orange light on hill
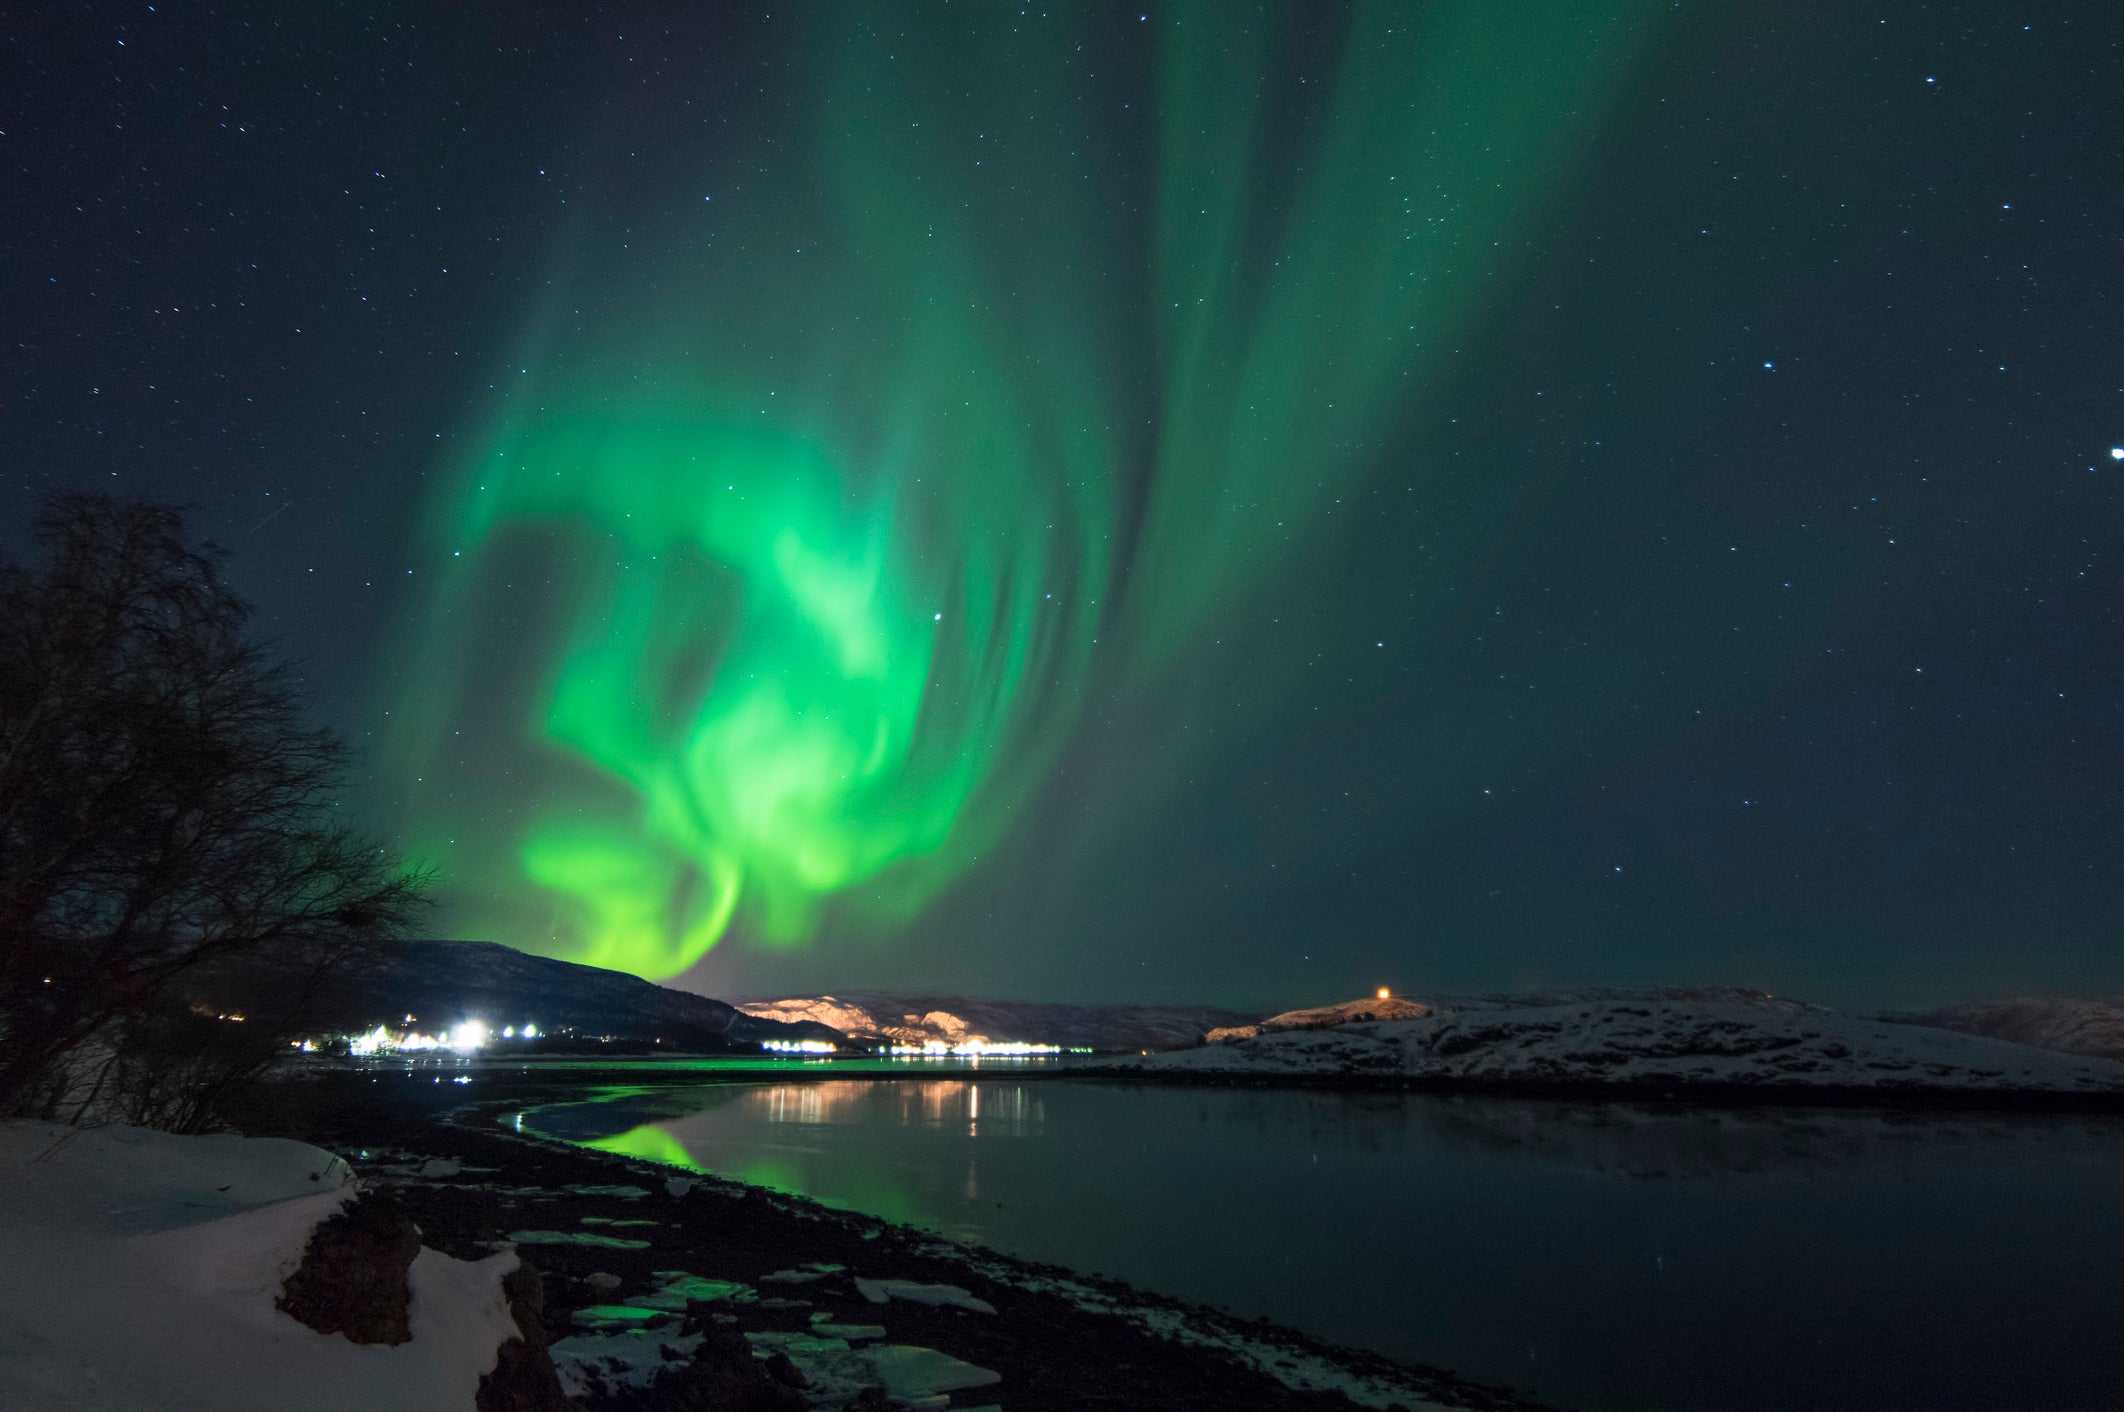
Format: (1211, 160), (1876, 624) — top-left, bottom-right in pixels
(1376, 987), (1391, 1000)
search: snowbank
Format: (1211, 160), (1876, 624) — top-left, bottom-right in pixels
(0, 1122), (521, 1411)
(1116, 991), (2124, 1095)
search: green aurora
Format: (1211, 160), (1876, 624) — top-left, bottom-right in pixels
(389, 1), (1655, 980)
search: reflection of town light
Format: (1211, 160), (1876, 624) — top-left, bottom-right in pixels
(883, 1038), (1062, 1057)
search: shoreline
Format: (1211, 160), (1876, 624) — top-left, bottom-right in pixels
(356, 1053), (2124, 1115)
(258, 1069), (1552, 1412)
(1066, 1063), (2124, 1112)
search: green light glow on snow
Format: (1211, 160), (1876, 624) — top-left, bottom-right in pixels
(389, 0), (1652, 978)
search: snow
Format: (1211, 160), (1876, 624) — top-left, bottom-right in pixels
(570, 1304), (675, 1330)
(905, 1244), (1457, 1412)
(752, 1336), (1000, 1409)
(507, 1227), (652, 1248)
(848, 1343), (1002, 1400)
(548, 1329), (701, 1399)
(562, 1182), (650, 1198)
(1899, 997), (2124, 1061)
(854, 1277), (998, 1314)
(626, 1272), (755, 1309)
(810, 1319), (888, 1340)
(745, 1329), (852, 1355)
(1205, 995), (1431, 1042)
(550, 1323), (1000, 1409)
(1119, 991), (2124, 1093)
(0, 1121), (522, 1412)
(737, 991), (1255, 1050)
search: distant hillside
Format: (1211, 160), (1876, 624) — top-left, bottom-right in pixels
(1106, 989), (2124, 1098)
(1896, 999), (2124, 1061)
(737, 992), (1258, 1052)
(182, 939), (844, 1051)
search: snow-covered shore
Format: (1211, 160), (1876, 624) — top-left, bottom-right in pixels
(1105, 988), (2124, 1097)
(0, 1122), (525, 1411)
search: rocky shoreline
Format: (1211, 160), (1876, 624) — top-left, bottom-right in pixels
(255, 1068), (1551, 1412)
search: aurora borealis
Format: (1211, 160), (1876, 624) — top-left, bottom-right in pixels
(385, 1), (1653, 979)
(10, 1), (2123, 1008)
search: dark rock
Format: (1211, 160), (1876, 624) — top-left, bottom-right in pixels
(477, 1258), (572, 1412)
(762, 1351), (807, 1389)
(841, 1389), (905, 1412)
(278, 1190), (419, 1345)
(646, 1323), (805, 1411)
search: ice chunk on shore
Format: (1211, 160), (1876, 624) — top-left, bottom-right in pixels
(770, 1341), (1000, 1409)
(548, 1329), (701, 1398)
(625, 1274), (754, 1309)
(854, 1277), (997, 1314)
(746, 1329), (853, 1356)
(811, 1311), (888, 1340)
(571, 1304), (674, 1330)
(761, 1261), (842, 1283)
(509, 1228), (652, 1249)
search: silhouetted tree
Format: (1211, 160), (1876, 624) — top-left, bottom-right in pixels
(0, 495), (425, 1125)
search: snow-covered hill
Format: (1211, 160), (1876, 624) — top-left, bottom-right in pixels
(1109, 989), (2124, 1097)
(738, 992), (1256, 1052)
(1894, 998), (2124, 1061)
(1204, 995), (1431, 1042)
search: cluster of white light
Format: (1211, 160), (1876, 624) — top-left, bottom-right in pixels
(886, 1039), (1063, 1057)
(343, 1020), (538, 1056)
(761, 1039), (839, 1054)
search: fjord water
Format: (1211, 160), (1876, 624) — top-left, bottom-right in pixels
(524, 1078), (2124, 1411)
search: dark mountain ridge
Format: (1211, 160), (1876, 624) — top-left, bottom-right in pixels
(183, 938), (844, 1050)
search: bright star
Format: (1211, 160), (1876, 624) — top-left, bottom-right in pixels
(2110, 447), (2123, 460)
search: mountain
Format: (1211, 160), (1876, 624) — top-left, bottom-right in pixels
(1892, 998), (2124, 1061)
(1107, 988), (2124, 1097)
(1202, 995), (1431, 1041)
(182, 939), (844, 1051)
(736, 992), (1258, 1052)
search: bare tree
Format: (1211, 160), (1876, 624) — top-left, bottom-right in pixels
(0, 495), (425, 1124)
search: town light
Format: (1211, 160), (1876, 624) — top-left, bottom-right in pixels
(1377, 987), (1391, 1000)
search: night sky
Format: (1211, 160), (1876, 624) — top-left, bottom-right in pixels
(5, 2), (2119, 1011)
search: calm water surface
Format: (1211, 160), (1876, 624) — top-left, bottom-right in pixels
(522, 1078), (2124, 1411)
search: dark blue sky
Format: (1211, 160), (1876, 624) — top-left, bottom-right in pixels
(4, 2), (2119, 1009)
